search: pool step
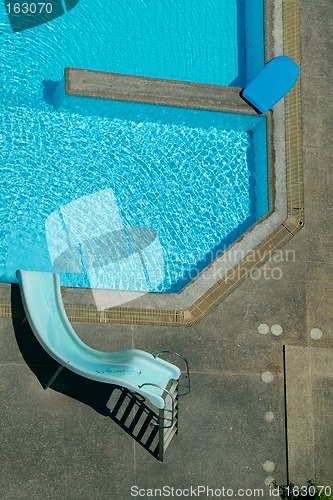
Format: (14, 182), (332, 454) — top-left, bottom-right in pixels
(55, 67), (257, 115)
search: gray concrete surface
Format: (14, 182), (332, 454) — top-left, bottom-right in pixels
(1, 0), (332, 498)
(1, 316), (287, 499)
(285, 346), (333, 486)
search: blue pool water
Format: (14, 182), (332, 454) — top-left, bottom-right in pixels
(0, 0), (267, 292)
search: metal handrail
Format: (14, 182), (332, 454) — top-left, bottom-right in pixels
(137, 382), (175, 429)
(153, 350), (190, 395)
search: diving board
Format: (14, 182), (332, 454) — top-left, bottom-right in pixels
(242, 56), (299, 114)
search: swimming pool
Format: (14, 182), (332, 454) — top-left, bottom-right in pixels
(0, 0), (267, 292)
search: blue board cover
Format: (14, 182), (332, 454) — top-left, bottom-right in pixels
(242, 56), (299, 113)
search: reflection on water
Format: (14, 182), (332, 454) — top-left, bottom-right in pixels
(46, 189), (165, 309)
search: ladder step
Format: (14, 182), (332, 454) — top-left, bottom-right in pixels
(164, 420), (178, 442)
(168, 384), (178, 398)
(161, 410), (178, 426)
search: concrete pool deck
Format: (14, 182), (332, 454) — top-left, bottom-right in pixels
(1, 0), (332, 498)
